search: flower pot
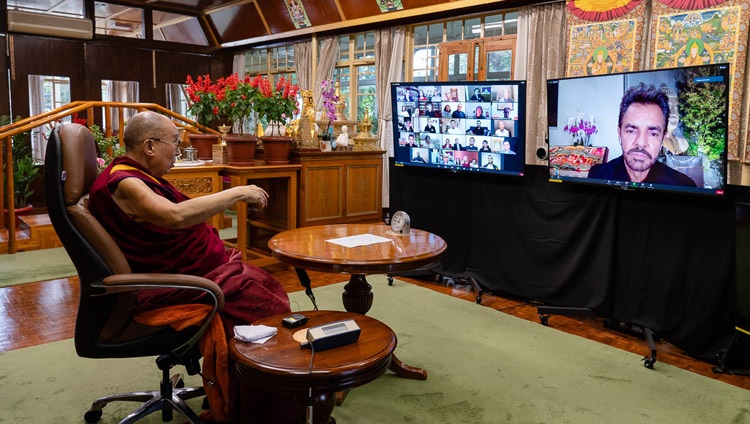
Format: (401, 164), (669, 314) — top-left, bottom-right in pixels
(188, 133), (220, 160)
(3, 204), (32, 227)
(261, 136), (293, 165)
(225, 134), (258, 166)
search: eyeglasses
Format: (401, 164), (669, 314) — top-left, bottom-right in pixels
(147, 137), (181, 151)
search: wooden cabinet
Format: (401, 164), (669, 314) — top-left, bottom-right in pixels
(163, 164), (224, 229)
(290, 150), (385, 227)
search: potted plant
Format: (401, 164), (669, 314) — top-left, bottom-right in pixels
(91, 124), (125, 172)
(219, 73), (260, 165)
(185, 74), (222, 160)
(319, 78), (339, 150)
(1, 115), (39, 224)
(253, 75), (300, 164)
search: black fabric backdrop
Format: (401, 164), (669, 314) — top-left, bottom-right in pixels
(389, 162), (736, 361)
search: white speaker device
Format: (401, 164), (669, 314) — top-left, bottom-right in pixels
(305, 319), (361, 351)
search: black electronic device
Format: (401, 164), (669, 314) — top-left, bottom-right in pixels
(282, 313), (308, 329)
(305, 319), (361, 351)
(547, 63), (730, 196)
(390, 80), (527, 177)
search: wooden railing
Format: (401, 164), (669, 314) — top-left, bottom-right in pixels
(0, 101), (218, 254)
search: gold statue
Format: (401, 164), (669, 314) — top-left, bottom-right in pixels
(287, 89), (316, 140)
(358, 107), (373, 136)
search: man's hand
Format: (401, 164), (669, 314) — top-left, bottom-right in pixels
(234, 185), (269, 210)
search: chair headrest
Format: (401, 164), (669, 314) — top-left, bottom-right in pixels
(59, 123), (99, 207)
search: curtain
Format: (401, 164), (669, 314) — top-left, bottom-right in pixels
(232, 53), (246, 76)
(294, 40), (313, 91)
(314, 37), (338, 114)
(106, 80), (139, 134)
(375, 26), (405, 208)
(27, 75), (45, 161)
(516, 2), (567, 165)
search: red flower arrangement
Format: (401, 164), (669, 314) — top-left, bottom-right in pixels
(251, 75), (300, 126)
(185, 74), (223, 129)
(217, 73), (258, 135)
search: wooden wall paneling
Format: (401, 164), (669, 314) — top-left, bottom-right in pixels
(0, 35), (8, 116)
(9, 35), (85, 118)
(85, 43), (154, 102)
(154, 50), (212, 106)
(209, 3), (269, 44)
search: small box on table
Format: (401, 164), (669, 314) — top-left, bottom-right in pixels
(212, 144), (228, 164)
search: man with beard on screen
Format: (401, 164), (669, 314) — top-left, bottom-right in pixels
(588, 83), (696, 187)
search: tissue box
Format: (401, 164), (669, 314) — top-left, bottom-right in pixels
(212, 144), (228, 164)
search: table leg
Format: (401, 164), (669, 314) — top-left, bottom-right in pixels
(342, 274), (373, 314)
(341, 274), (428, 380)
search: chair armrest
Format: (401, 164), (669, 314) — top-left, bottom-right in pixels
(99, 273), (225, 357)
(99, 273), (225, 309)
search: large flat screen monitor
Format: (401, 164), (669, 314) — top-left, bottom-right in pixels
(391, 81), (526, 176)
(547, 64), (729, 196)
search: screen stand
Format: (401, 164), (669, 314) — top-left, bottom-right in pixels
(387, 269), (483, 304)
(712, 329), (750, 376)
(536, 307), (658, 369)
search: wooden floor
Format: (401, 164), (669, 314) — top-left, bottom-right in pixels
(1, 262), (749, 392)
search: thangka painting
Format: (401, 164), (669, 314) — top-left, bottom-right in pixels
(285, 0), (311, 29)
(565, 1), (647, 77)
(651, 0), (748, 161)
(566, 20), (639, 77)
(377, 0), (404, 12)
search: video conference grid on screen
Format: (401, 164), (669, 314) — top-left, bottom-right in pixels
(547, 64), (729, 196)
(391, 81), (526, 176)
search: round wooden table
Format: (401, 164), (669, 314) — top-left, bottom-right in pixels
(268, 223), (447, 314)
(231, 310), (397, 424)
(268, 223), (446, 380)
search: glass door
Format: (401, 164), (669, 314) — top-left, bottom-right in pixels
(438, 36), (516, 82)
(439, 40), (473, 82)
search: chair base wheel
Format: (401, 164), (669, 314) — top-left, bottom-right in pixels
(84, 409), (103, 423)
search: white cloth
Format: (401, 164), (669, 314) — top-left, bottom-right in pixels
(234, 324), (278, 344)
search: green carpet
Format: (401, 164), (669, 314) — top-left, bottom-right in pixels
(2, 276), (750, 423)
(0, 247), (76, 287)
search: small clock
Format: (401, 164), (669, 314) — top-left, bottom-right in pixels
(390, 210), (411, 235)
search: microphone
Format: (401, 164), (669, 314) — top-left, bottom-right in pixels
(295, 268), (318, 310)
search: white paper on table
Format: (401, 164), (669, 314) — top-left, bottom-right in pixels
(325, 234), (392, 248)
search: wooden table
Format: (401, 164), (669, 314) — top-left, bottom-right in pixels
(220, 164), (301, 264)
(231, 310), (397, 423)
(268, 223), (446, 379)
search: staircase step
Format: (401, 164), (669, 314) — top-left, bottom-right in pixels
(1, 214), (61, 253)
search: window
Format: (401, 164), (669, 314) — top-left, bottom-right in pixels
(332, 33), (378, 133)
(94, 3), (144, 38)
(243, 45), (299, 130)
(101, 80), (139, 134)
(28, 75), (70, 162)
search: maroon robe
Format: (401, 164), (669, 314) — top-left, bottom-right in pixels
(89, 156), (291, 333)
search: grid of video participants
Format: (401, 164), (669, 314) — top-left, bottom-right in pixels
(394, 84), (520, 170)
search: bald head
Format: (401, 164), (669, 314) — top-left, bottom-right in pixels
(124, 111), (175, 151)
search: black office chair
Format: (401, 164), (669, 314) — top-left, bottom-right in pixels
(44, 123), (224, 424)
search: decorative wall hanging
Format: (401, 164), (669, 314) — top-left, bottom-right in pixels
(567, 0), (643, 21)
(651, 0), (747, 161)
(566, 20), (639, 77)
(285, 0), (311, 29)
(377, 0), (404, 12)
(565, 0), (648, 77)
